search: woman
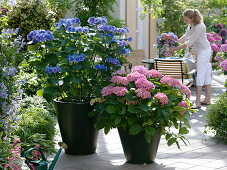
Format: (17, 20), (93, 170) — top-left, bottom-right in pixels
(169, 9), (212, 108)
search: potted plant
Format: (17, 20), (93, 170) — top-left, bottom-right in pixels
(27, 16), (132, 155)
(91, 66), (194, 164)
(156, 32), (178, 58)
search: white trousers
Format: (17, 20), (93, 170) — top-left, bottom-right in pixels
(196, 48), (212, 86)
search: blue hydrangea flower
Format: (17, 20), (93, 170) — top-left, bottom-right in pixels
(128, 37), (133, 42)
(105, 33), (114, 37)
(2, 67), (17, 77)
(71, 18), (80, 24)
(105, 57), (121, 66)
(67, 53), (85, 62)
(67, 26), (77, 33)
(27, 30), (54, 42)
(122, 48), (131, 54)
(0, 90), (8, 99)
(83, 26), (89, 33)
(55, 17), (80, 29)
(46, 66), (61, 74)
(88, 16), (108, 26)
(108, 39), (118, 43)
(117, 40), (127, 46)
(94, 64), (108, 71)
(76, 26), (83, 32)
(117, 27), (129, 34)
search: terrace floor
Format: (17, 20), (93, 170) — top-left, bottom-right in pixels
(54, 72), (227, 170)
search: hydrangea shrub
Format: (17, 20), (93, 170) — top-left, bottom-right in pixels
(91, 66), (194, 147)
(28, 16), (132, 102)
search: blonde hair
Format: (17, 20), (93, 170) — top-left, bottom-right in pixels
(183, 9), (203, 25)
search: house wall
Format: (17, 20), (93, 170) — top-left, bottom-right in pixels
(113, 0), (158, 61)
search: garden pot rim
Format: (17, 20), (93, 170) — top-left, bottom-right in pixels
(54, 98), (91, 105)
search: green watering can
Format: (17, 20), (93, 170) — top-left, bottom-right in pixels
(23, 142), (67, 170)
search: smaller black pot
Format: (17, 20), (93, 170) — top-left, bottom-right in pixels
(118, 127), (162, 164)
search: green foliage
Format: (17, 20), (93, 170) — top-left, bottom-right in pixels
(46, 0), (71, 20)
(205, 93), (227, 142)
(20, 95), (56, 115)
(73, 0), (116, 26)
(158, 0), (189, 36)
(7, 0), (55, 39)
(15, 107), (55, 141)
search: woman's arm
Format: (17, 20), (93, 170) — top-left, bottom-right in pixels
(178, 34), (187, 43)
(170, 24), (203, 54)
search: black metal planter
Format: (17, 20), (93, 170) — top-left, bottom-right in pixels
(118, 127), (162, 164)
(54, 100), (99, 155)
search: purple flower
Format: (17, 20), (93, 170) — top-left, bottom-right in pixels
(0, 90), (8, 99)
(105, 57), (121, 66)
(216, 24), (223, 29)
(67, 53), (85, 62)
(220, 29), (227, 38)
(46, 66), (61, 74)
(220, 59), (227, 71)
(94, 64), (108, 71)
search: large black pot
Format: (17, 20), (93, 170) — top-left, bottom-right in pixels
(118, 127), (162, 164)
(54, 100), (99, 155)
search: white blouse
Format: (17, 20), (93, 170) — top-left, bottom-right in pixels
(181, 22), (211, 53)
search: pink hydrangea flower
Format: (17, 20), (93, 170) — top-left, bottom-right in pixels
(135, 88), (151, 99)
(206, 33), (212, 37)
(214, 36), (222, 41)
(135, 78), (155, 90)
(220, 59), (227, 71)
(220, 44), (227, 52)
(35, 144), (41, 149)
(147, 69), (163, 78)
(13, 138), (21, 143)
(131, 65), (149, 75)
(112, 86), (128, 96)
(210, 44), (220, 52)
(214, 56), (223, 62)
(101, 86), (114, 97)
(127, 71), (146, 82)
(154, 92), (169, 105)
(112, 70), (127, 76)
(111, 76), (129, 86)
(160, 76), (181, 87)
(207, 37), (214, 43)
(4, 164), (11, 168)
(179, 84), (192, 96)
(178, 101), (188, 114)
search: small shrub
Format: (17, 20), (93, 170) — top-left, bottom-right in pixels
(15, 107), (55, 141)
(20, 95), (56, 115)
(7, 0), (55, 39)
(205, 93), (227, 142)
